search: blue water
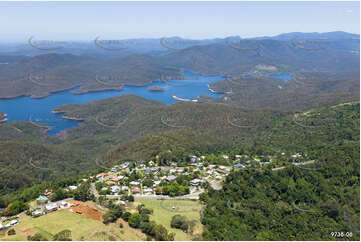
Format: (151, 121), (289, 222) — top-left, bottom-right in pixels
(0, 71), (222, 135)
(269, 73), (293, 82)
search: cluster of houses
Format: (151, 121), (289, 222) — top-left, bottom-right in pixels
(92, 156), (238, 197)
(31, 194), (74, 216)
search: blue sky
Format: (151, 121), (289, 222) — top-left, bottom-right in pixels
(0, 1), (359, 42)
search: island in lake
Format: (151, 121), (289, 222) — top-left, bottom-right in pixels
(148, 86), (165, 91)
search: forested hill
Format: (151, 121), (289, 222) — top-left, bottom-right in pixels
(200, 102), (360, 241)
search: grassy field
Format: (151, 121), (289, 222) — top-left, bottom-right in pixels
(136, 198), (203, 241)
(0, 208), (145, 241)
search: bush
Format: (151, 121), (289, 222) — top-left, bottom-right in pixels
(7, 228), (16, 235)
(171, 214), (190, 232)
(53, 229), (72, 241)
(122, 211), (131, 221)
(128, 195), (135, 202)
(28, 233), (48, 241)
(128, 213), (143, 228)
(119, 223), (123, 228)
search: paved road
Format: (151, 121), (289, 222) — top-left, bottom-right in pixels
(272, 160), (316, 171)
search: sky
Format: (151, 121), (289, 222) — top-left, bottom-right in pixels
(0, 1), (359, 42)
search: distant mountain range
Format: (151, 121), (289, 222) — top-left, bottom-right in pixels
(0, 31), (358, 57)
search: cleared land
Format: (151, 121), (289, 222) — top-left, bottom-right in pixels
(0, 202), (145, 241)
(136, 198), (203, 241)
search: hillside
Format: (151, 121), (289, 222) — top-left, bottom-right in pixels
(0, 53), (182, 99)
(201, 102), (360, 240)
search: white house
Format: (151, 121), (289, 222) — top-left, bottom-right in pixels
(166, 175), (176, 182)
(129, 181), (140, 186)
(122, 186), (129, 191)
(111, 185), (120, 193)
(190, 178), (202, 186)
(45, 203), (58, 212)
(69, 185), (77, 191)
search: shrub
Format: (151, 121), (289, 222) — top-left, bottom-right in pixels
(53, 229), (72, 241)
(171, 214), (190, 232)
(7, 228), (16, 235)
(28, 233), (48, 241)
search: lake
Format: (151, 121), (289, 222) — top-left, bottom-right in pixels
(0, 71), (222, 135)
(269, 73), (293, 82)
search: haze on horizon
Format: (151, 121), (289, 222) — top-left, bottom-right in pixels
(0, 1), (359, 42)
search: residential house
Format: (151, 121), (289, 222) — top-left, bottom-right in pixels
(122, 186), (129, 191)
(68, 185), (77, 191)
(32, 210), (44, 216)
(143, 188), (153, 194)
(43, 189), (53, 197)
(153, 180), (161, 187)
(132, 188), (140, 194)
(234, 163), (245, 169)
(111, 177), (121, 182)
(129, 181), (140, 186)
(45, 203), (58, 212)
(106, 181), (116, 185)
(190, 178), (202, 186)
(36, 195), (48, 207)
(111, 185), (120, 193)
(166, 175), (176, 182)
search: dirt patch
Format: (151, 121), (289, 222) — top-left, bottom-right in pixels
(20, 228), (35, 237)
(68, 200), (104, 221)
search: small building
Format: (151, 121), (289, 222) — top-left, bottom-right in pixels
(166, 175), (176, 182)
(145, 168), (151, 175)
(122, 186), (129, 191)
(132, 188), (140, 194)
(59, 201), (69, 209)
(32, 210), (44, 216)
(45, 203), (58, 212)
(0, 223), (4, 230)
(111, 185), (120, 193)
(216, 168), (228, 174)
(129, 181), (140, 186)
(176, 167), (185, 173)
(43, 189), (53, 196)
(68, 185), (77, 191)
(36, 195), (49, 206)
(105, 181), (116, 185)
(190, 178), (202, 186)
(153, 180), (161, 187)
(234, 163), (245, 169)
(143, 188), (153, 194)
(111, 177), (121, 182)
